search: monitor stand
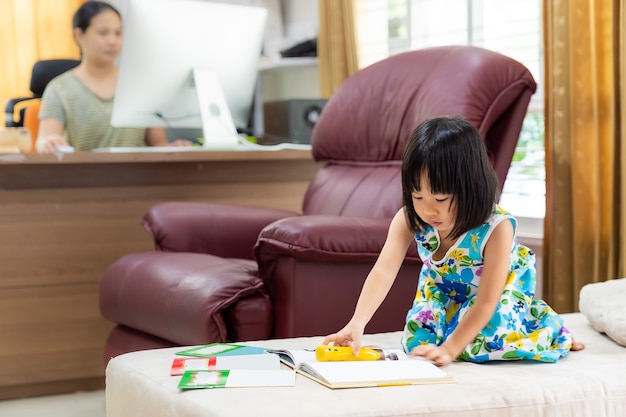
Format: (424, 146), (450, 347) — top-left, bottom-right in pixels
(192, 68), (240, 150)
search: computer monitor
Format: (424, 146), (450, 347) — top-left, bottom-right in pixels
(111, 0), (267, 149)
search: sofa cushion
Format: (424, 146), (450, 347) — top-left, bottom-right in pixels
(579, 278), (626, 346)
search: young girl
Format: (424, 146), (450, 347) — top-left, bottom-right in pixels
(323, 116), (583, 366)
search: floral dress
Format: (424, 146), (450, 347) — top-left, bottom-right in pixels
(401, 206), (572, 362)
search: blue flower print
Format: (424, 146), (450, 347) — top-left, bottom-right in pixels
(503, 312), (517, 330)
(522, 317), (540, 332)
(485, 334), (504, 351)
(460, 268), (475, 283)
(468, 354), (490, 363)
(512, 300), (525, 313)
(436, 280), (468, 303)
(556, 332), (569, 347)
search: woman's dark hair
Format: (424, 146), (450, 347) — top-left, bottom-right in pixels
(401, 116), (499, 240)
(73, 1), (120, 32)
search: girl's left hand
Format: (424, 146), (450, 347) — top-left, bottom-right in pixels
(409, 344), (455, 366)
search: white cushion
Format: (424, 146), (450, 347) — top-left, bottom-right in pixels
(579, 277), (626, 346)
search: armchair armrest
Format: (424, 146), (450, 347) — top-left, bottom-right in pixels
(254, 215), (422, 338)
(100, 252), (272, 344)
(254, 215), (421, 271)
(144, 202), (299, 259)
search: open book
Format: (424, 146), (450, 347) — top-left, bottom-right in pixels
(266, 346), (455, 389)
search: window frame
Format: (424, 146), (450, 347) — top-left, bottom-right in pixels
(382, 0), (546, 227)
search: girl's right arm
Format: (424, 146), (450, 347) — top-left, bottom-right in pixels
(322, 207), (415, 353)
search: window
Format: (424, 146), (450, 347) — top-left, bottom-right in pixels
(383, 0), (546, 222)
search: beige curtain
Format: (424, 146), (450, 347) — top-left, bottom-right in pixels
(317, 0), (359, 98)
(318, 0), (393, 97)
(543, 0), (626, 312)
(1, 0), (84, 125)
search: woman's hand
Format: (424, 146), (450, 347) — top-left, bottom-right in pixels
(36, 134), (69, 154)
(167, 139), (194, 147)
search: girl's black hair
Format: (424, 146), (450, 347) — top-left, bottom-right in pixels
(72, 1), (120, 32)
(401, 116), (499, 240)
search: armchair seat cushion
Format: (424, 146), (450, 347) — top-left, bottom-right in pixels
(100, 252), (272, 345)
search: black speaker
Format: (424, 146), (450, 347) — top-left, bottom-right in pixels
(262, 99), (327, 144)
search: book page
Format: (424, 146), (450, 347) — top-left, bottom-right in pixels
(301, 358), (450, 386)
(266, 348), (317, 367)
(288, 349), (317, 366)
(224, 369), (296, 387)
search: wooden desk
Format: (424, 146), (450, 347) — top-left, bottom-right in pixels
(0, 149), (321, 399)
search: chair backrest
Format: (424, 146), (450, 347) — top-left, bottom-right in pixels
(303, 45), (536, 218)
(30, 59), (81, 97)
(4, 59), (80, 128)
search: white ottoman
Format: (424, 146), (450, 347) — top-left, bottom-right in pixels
(106, 313), (626, 417)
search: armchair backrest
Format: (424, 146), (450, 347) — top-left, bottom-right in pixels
(303, 45), (536, 218)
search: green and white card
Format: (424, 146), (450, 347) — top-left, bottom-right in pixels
(175, 343), (267, 357)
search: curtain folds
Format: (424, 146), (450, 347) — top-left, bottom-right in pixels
(317, 0), (359, 98)
(543, 0), (624, 312)
(621, 2), (626, 277)
(1, 0), (83, 124)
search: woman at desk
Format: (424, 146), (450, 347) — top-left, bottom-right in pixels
(36, 1), (191, 153)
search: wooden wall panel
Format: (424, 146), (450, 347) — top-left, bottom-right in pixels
(0, 150), (321, 399)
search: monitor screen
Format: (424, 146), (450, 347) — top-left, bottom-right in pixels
(111, 0), (267, 148)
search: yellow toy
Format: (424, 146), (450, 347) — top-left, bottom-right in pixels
(315, 344), (381, 361)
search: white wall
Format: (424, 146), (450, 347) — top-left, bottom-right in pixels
(282, 0), (318, 44)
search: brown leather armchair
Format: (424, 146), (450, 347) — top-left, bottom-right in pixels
(99, 45), (536, 362)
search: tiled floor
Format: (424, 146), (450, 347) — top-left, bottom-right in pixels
(0, 389), (106, 417)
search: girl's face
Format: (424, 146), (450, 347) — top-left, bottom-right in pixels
(75, 10), (122, 65)
(411, 173), (457, 239)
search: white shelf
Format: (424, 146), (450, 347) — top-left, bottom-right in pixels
(258, 57), (319, 71)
